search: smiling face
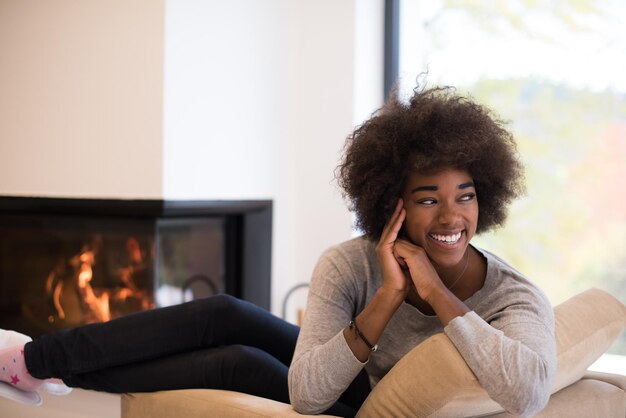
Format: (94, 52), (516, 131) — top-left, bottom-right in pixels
(401, 168), (479, 268)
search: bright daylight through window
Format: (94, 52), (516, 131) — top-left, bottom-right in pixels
(396, 0), (626, 367)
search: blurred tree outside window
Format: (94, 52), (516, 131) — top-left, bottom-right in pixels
(397, 0), (626, 359)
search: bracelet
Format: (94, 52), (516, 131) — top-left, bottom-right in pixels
(349, 320), (378, 352)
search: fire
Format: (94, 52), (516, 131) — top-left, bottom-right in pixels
(46, 271), (65, 320)
(46, 235), (153, 325)
(72, 249), (110, 322)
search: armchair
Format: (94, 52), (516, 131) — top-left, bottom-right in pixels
(122, 288), (626, 418)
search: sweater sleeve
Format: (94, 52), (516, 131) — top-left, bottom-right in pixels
(444, 294), (556, 418)
(288, 247), (368, 415)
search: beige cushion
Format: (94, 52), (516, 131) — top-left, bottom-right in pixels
(122, 389), (338, 418)
(584, 370), (626, 391)
(489, 378), (626, 418)
(356, 288), (626, 418)
(355, 332), (501, 418)
(552, 288), (626, 392)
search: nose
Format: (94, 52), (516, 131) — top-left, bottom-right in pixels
(438, 202), (460, 225)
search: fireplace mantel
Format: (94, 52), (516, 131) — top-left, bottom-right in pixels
(0, 196), (272, 218)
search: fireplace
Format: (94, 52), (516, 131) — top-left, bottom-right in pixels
(0, 197), (272, 338)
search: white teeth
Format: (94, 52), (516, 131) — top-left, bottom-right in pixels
(431, 232), (462, 244)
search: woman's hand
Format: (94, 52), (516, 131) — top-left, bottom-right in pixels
(375, 199), (410, 299)
(342, 199), (411, 362)
(392, 239), (443, 303)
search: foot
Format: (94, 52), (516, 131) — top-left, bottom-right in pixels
(0, 329), (72, 406)
(0, 345), (44, 392)
(0, 329), (43, 405)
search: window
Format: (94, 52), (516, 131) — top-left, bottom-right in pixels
(392, 0), (626, 362)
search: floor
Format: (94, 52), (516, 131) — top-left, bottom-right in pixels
(0, 388), (120, 418)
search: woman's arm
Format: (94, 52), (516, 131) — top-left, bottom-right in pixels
(444, 294), (556, 417)
(287, 251), (369, 415)
(342, 199), (409, 362)
(289, 201), (411, 414)
(394, 239), (556, 417)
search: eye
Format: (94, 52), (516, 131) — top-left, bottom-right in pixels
(459, 193), (476, 202)
(416, 198), (436, 205)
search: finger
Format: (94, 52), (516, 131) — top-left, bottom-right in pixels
(389, 207), (406, 238)
(392, 247), (408, 269)
(381, 210), (405, 247)
(394, 238), (413, 249)
(393, 240), (409, 259)
(393, 238), (427, 259)
(394, 239), (426, 262)
(381, 201), (405, 243)
(381, 198), (404, 234)
(393, 238), (410, 251)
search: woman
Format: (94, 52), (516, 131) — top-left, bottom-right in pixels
(0, 86), (555, 417)
(288, 86), (556, 417)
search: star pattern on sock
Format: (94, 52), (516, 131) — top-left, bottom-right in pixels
(10, 374), (20, 385)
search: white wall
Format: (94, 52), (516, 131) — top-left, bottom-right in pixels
(162, 0), (300, 315)
(0, 0), (384, 316)
(0, 0), (164, 198)
(163, 0), (384, 314)
(354, 0), (385, 126)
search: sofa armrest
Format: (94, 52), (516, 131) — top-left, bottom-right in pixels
(488, 378), (626, 418)
(121, 389), (339, 418)
(583, 370), (626, 391)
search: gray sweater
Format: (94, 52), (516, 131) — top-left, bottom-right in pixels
(288, 237), (556, 417)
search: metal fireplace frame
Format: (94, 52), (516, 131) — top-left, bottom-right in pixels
(0, 196), (272, 314)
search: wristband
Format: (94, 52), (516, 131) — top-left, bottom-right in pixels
(349, 320), (378, 352)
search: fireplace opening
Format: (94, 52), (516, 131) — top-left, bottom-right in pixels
(0, 197), (272, 338)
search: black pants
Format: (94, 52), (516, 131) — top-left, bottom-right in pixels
(24, 294), (370, 417)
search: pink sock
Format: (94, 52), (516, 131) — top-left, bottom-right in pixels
(0, 345), (44, 392)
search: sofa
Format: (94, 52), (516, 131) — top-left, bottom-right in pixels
(121, 288), (626, 417)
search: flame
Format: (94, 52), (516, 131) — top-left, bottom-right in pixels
(45, 235), (153, 325)
(77, 256), (93, 288)
(46, 270), (65, 320)
(53, 281), (65, 320)
(75, 249), (110, 322)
